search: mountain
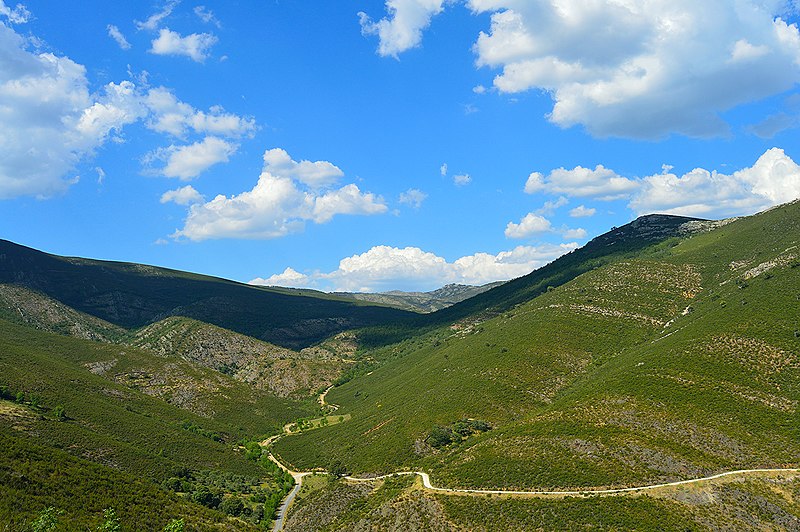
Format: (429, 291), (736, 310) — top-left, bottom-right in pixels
(273, 202), (799, 528)
(353, 213), (711, 348)
(3, 204), (799, 530)
(332, 282), (505, 313)
(0, 239), (414, 349)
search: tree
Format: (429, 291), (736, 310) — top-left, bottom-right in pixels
(30, 507), (62, 532)
(163, 519), (185, 532)
(328, 460), (348, 478)
(219, 496), (244, 517)
(96, 508), (121, 532)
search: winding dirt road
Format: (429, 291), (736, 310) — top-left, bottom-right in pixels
(265, 395), (799, 529)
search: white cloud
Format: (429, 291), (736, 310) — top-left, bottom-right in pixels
(467, 1), (800, 138)
(135, 0), (179, 31)
(630, 147), (800, 217)
(569, 205), (596, 218)
(262, 148), (344, 188)
(536, 196), (568, 215)
(527, 148), (800, 219)
(453, 173), (471, 186)
(525, 165), (638, 200)
(172, 149), (387, 241)
(144, 86), (256, 139)
(0, 1), (30, 23)
(160, 185), (204, 205)
(399, 188), (427, 208)
(194, 6), (221, 27)
(250, 242), (578, 292)
(149, 136), (236, 180)
(0, 21), (252, 199)
(250, 267), (311, 288)
(440, 162), (448, 176)
(150, 28), (217, 62)
(562, 227), (587, 239)
(0, 25), (148, 199)
(359, 0), (448, 58)
(95, 167), (106, 185)
(473, 84), (487, 94)
(107, 25), (131, 50)
(505, 212), (552, 238)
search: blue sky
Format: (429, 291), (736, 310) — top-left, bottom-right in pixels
(1, 1), (799, 292)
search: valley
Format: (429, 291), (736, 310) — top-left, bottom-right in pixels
(1, 202), (799, 530)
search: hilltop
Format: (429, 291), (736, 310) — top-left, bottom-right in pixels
(272, 202), (799, 529)
(0, 239), (413, 350)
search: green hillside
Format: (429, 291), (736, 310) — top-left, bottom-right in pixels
(274, 202), (800, 491)
(0, 317), (314, 528)
(0, 239), (413, 349)
(357, 213), (704, 347)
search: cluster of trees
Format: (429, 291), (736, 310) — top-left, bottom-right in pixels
(427, 419), (492, 449)
(0, 384), (65, 420)
(180, 421), (222, 442)
(159, 442), (295, 525)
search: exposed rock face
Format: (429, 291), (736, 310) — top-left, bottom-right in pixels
(129, 317), (352, 397)
(0, 284), (125, 342)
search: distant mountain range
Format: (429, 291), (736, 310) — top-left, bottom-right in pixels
(331, 282), (506, 313)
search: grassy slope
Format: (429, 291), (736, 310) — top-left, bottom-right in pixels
(357, 214), (701, 347)
(0, 425), (253, 531)
(283, 472), (800, 531)
(0, 317), (320, 527)
(274, 203), (800, 490)
(0, 239), (412, 349)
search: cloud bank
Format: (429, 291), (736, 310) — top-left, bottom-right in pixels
(250, 242), (578, 292)
(527, 148), (800, 219)
(172, 149), (387, 241)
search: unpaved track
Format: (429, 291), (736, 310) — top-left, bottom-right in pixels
(266, 432), (798, 530)
(343, 468), (800, 496)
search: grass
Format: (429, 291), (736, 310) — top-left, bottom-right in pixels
(287, 414), (352, 433)
(274, 202), (800, 492)
(0, 317), (320, 528)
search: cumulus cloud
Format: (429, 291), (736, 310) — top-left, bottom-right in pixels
(630, 148), (800, 217)
(0, 25), (149, 199)
(399, 188), (427, 208)
(440, 163), (448, 176)
(0, 20), (256, 199)
(250, 242), (578, 292)
(107, 25), (131, 50)
(262, 148), (344, 188)
(536, 196), (568, 215)
(250, 267), (311, 288)
(562, 227), (587, 239)
(453, 173), (471, 186)
(148, 137), (236, 180)
(527, 148), (800, 219)
(0, 1), (30, 23)
(505, 212), (552, 238)
(160, 185), (204, 205)
(150, 28), (217, 62)
(467, 1), (800, 138)
(525, 165), (638, 200)
(171, 149), (387, 241)
(359, 0), (448, 58)
(569, 205), (596, 218)
(144, 86), (256, 139)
